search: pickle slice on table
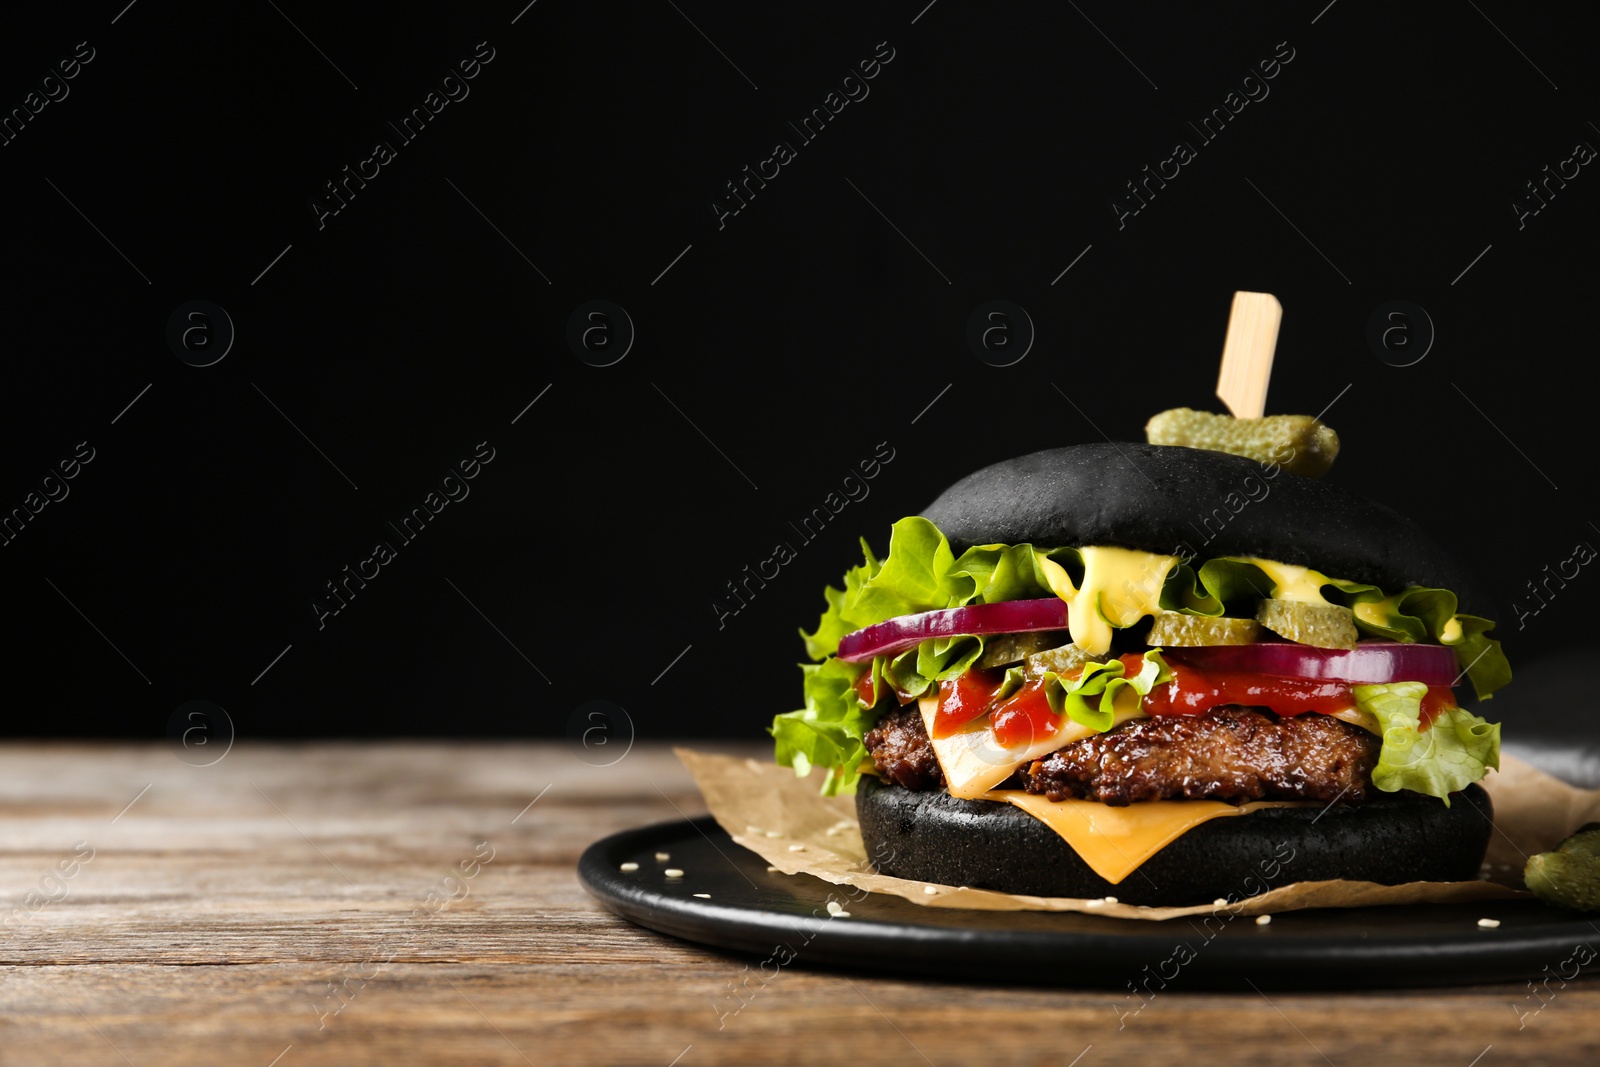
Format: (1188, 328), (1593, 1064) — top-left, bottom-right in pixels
(1147, 611), (1261, 646)
(1524, 824), (1600, 912)
(1146, 407), (1340, 478)
(1256, 598), (1358, 649)
(975, 630), (1069, 669)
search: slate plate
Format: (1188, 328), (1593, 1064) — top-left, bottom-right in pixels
(579, 816), (1597, 991)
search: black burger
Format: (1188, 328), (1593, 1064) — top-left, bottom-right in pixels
(770, 437), (1510, 907)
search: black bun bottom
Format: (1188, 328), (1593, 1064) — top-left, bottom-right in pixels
(857, 777), (1493, 907)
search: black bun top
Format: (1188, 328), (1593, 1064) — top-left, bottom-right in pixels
(920, 443), (1487, 613)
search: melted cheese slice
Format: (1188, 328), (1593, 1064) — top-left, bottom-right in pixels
(982, 792), (1311, 884)
(918, 692), (1145, 800)
(1038, 547), (1176, 655)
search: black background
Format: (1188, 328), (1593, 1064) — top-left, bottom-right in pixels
(2, 1), (1595, 742)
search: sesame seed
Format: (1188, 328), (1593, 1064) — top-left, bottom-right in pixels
(693, 893), (711, 899)
(766, 865), (780, 873)
(664, 868), (684, 878)
(765, 831), (781, 838)
(788, 844), (806, 852)
(835, 911), (851, 918)
(619, 862), (639, 872)
(1256, 915), (1272, 926)
(746, 825), (763, 834)
(1213, 898), (1229, 907)
(1085, 899), (1105, 908)
(655, 852), (670, 862)
(827, 901), (844, 915)
(1103, 896), (1118, 905)
(923, 886), (938, 895)
(1478, 918), (1501, 928)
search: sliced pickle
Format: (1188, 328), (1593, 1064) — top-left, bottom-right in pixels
(1255, 598), (1358, 649)
(1145, 407), (1340, 478)
(975, 631), (1068, 670)
(1147, 611), (1261, 646)
(1524, 824), (1600, 912)
(1023, 642), (1108, 677)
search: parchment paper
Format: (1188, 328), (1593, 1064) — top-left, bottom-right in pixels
(674, 748), (1600, 921)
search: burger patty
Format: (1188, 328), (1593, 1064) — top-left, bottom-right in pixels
(862, 703), (1378, 804)
(1027, 706), (1379, 805)
(864, 705), (945, 790)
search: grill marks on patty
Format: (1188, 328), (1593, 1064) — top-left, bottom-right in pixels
(861, 702), (1379, 805)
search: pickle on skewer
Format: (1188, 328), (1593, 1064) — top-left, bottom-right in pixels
(1146, 407), (1340, 478)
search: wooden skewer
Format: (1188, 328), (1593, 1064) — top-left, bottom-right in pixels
(1215, 291), (1282, 420)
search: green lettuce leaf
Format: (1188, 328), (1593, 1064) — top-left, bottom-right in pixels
(1354, 681), (1501, 804)
(1173, 559), (1275, 616)
(994, 666), (1029, 702)
(778, 518), (1074, 794)
(769, 656), (873, 794)
(1042, 650), (1172, 731)
(798, 516), (1073, 661)
(1341, 587), (1509, 702)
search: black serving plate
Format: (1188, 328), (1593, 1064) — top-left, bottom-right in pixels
(579, 816), (1598, 991)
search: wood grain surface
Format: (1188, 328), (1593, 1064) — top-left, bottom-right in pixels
(0, 741), (1594, 1067)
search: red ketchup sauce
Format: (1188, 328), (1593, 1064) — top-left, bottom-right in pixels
(930, 668), (1004, 737)
(989, 680), (1059, 747)
(1154, 652), (1457, 727)
(919, 651), (1458, 747)
(853, 670), (875, 708)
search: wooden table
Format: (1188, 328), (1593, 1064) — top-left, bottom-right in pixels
(0, 742), (1594, 1066)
